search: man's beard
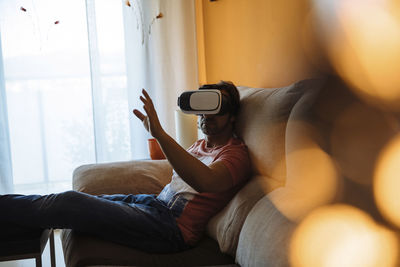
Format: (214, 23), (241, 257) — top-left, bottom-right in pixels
(199, 117), (231, 136)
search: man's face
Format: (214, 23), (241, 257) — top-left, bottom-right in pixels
(199, 113), (232, 136)
(198, 91), (234, 136)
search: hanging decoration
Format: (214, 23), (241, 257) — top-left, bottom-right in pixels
(18, 4), (61, 51)
(124, 0), (164, 45)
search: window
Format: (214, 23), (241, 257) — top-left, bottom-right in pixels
(0, 0), (130, 194)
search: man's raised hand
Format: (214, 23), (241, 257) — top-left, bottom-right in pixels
(132, 89), (164, 139)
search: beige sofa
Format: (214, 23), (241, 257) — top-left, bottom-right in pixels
(61, 77), (397, 266)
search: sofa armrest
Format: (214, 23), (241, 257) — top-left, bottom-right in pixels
(72, 159), (173, 195)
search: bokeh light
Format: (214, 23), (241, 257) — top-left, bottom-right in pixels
(290, 204), (399, 267)
(374, 134), (400, 228)
(313, 0), (400, 111)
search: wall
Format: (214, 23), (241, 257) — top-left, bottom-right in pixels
(195, 0), (327, 88)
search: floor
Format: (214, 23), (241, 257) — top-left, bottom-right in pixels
(0, 230), (66, 267)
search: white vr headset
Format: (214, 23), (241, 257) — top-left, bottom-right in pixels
(177, 89), (232, 115)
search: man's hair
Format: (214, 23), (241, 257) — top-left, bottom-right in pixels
(199, 81), (240, 116)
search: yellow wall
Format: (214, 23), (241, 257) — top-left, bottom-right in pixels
(196, 0), (326, 88)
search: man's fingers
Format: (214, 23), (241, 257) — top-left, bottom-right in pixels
(133, 109), (145, 121)
(139, 90), (154, 110)
(142, 89), (154, 105)
(142, 88), (149, 98)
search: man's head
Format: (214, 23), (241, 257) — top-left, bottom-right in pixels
(198, 81), (240, 136)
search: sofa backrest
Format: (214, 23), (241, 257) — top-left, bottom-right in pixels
(208, 77), (399, 266)
(207, 79), (322, 257)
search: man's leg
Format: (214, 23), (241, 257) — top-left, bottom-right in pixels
(0, 191), (187, 252)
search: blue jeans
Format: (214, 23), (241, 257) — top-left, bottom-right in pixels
(0, 191), (188, 253)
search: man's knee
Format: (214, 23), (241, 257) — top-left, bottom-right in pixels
(58, 190), (84, 201)
(40, 190), (85, 213)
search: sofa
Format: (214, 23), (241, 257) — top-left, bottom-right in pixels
(61, 77), (399, 266)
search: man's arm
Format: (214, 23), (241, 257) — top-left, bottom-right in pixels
(133, 89), (233, 193)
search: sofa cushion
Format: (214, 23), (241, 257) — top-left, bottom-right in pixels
(73, 159), (173, 195)
(236, 196), (295, 267)
(61, 229), (235, 267)
(206, 176), (265, 256)
(235, 82), (309, 193)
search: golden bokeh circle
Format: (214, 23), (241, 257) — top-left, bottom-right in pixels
(374, 134), (400, 228)
(290, 204), (398, 267)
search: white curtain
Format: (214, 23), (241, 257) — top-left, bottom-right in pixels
(0, 34), (13, 194)
(122, 0), (199, 159)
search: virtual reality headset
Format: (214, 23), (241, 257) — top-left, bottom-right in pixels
(177, 89), (232, 115)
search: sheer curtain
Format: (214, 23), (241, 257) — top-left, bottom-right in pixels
(0, 0), (198, 194)
(123, 0), (198, 158)
(0, 34), (13, 194)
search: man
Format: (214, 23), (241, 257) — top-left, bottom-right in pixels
(0, 81), (250, 253)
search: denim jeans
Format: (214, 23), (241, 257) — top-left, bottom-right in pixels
(0, 191), (188, 253)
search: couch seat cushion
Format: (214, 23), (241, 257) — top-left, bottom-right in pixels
(61, 229), (234, 267)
